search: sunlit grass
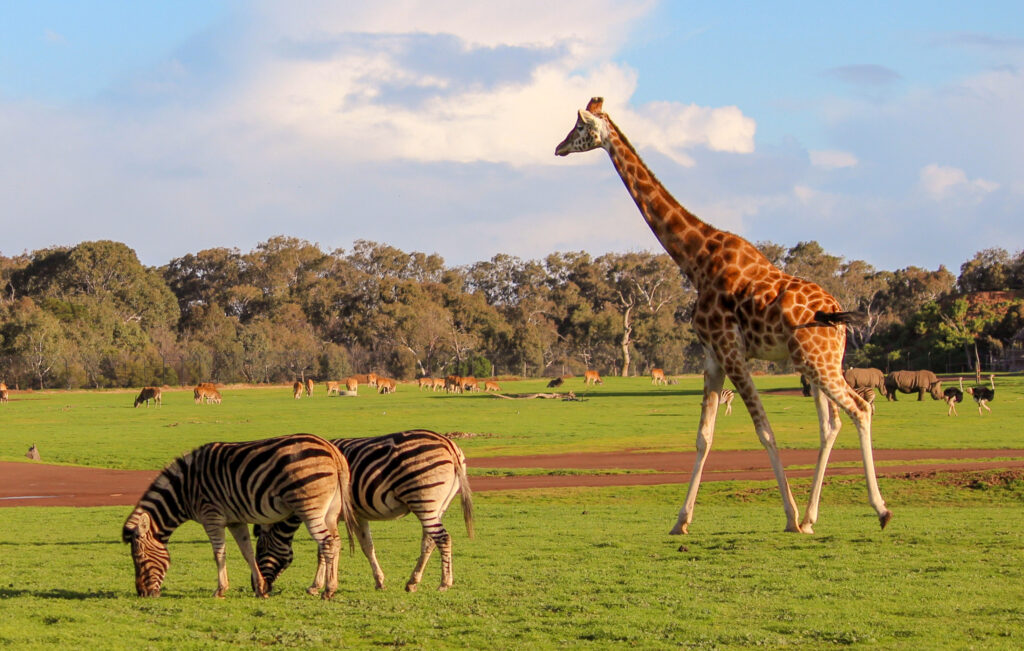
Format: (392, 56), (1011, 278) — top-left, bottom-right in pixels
(1, 476), (1022, 648)
(2, 374), (1022, 470)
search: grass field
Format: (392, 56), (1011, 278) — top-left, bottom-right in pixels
(2, 374), (1023, 469)
(1, 375), (1023, 648)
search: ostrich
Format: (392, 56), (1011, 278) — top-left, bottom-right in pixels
(965, 375), (995, 415)
(944, 380), (965, 416)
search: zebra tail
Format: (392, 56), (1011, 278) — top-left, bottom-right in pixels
(337, 461), (359, 554)
(456, 458), (475, 540)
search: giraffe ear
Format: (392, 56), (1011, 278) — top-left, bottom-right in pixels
(586, 97), (604, 113)
(578, 109), (598, 126)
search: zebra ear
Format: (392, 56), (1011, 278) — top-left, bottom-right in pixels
(123, 510), (151, 542)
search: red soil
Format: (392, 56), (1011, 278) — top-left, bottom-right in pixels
(3, 448), (1023, 507)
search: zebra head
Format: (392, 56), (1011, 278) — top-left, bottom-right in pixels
(123, 508), (170, 597)
(252, 518), (300, 592)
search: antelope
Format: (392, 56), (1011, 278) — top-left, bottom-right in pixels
(584, 370), (602, 385)
(483, 380), (501, 392)
(651, 368), (667, 385)
(326, 381), (340, 396)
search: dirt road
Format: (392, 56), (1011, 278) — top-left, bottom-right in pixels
(3, 448), (1023, 507)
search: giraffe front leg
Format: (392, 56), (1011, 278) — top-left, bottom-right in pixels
(671, 353), (724, 535)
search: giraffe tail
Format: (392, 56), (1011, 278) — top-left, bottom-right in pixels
(802, 310), (867, 328)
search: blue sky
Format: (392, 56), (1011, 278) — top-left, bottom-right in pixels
(1, 1), (1021, 276)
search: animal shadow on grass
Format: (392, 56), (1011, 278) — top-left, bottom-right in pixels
(0, 587), (119, 599)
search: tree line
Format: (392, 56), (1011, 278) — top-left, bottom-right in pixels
(0, 237), (1021, 389)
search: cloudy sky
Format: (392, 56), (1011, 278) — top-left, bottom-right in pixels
(2, 1), (1022, 274)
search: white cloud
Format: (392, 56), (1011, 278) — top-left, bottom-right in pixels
(619, 102), (755, 167)
(919, 164), (1000, 200)
(225, 1), (753, 167)
(809, 149), (858, 169)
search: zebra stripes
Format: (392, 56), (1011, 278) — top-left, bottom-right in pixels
(719, 389), (735, 415)
(255, 429), (474, 593)
(122, 433), (357, 599)
(854, 386), (876, 414)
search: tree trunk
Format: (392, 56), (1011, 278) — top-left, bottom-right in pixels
(620, 305), (633, 377)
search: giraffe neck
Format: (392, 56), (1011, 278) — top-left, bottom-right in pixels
(603, 118), (717, 285)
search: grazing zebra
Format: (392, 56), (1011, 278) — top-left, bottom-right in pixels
(719, 389), (735, 415)
(854, 386), (876, 414)
(122, 433), (358, 599)
(254, 429), (474, 593)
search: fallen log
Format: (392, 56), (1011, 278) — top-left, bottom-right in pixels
(490, 392), (582, 401)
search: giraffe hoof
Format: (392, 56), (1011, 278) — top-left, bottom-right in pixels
(306, 586), (319, 596)
(669, 523), (688, 535)
(879, 510), (893, 530)
(405, 583), (419, 593)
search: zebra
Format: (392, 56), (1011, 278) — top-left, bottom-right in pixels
(254, 429), (474, 593)
(122, 433), (358, 599)
(719, 389), (736, 415)
(854, 386), (876, 414)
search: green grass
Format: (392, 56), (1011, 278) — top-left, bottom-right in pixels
(2, 374), (1023, 470)
(2, 375), (1024, 648)
(1, 476), (1022, 649)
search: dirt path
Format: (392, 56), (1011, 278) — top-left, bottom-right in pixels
(3, 448), (1023, 508)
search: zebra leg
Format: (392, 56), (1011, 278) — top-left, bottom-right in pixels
(304, 516), (341, 600)
(228, 523), (268, 598)
(355, 519), (386, 590)
(433, 526), (454, 591)
(405, 530), (437, 592)
(203, 524), (231, 598)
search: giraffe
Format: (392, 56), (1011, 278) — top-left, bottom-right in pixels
(555, 97), (891, 534)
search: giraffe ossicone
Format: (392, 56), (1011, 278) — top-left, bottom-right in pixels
(556, 97), (892, 534)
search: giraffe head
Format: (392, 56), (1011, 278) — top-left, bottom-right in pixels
(555, 97), (610, 156)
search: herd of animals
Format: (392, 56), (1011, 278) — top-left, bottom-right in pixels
(807, 367), (999, 416)
(12, 97), (1015, 598)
